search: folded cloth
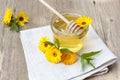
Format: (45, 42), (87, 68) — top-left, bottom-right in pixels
(20, 25), (117, 80)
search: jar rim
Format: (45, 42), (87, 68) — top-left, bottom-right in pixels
(50, 9), (88, 37)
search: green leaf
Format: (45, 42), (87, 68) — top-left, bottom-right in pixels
(14, 23), (19, 32)
(9, 17), (20, 32)
(79, 50), (102, 70)
(44, 41), (54, 46)
(10, 24), (14, 31)
(60, 48), (72, 53)
(81, 50), (102, 59)
(54, 39), (60, 49)
(80, 58), (85, 70)
(81, 57), (94, 70)
(86, 59), (95, 68)
(86, 57), (94, 60)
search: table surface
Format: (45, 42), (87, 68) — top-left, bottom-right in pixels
(0, 0), (120, 80)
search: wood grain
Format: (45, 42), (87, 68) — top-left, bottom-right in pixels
(0, 0), (120, 80)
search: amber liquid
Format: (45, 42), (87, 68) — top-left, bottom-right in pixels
(52, 14), (88, 52)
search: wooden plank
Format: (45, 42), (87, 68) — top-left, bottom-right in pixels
(0, 0), (120, 80)
(0, 0), (28, 80)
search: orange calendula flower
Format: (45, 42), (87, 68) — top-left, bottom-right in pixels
(61, 52), (77, 65)
(75, 16), (92, 28)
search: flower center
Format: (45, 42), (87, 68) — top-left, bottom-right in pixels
(65, 54), (71, 60)
(44, 43), (48, 47)
(19, 17), (24, 21)
(53, 52), (57, 57)
(82, 22), (86, 25)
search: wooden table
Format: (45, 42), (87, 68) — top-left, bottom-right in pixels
(0, 0), (120, 80)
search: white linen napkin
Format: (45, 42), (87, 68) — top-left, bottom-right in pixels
(20, 25), (117, 80)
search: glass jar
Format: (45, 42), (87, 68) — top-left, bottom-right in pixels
(51, 10), (89, 52)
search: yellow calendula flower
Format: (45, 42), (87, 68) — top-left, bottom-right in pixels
(3, 8), (12, 25)
(61, 52), (77, 65)
(38, 36), (49, 52)
(75, 16), (92, 28)
(16, 12), (29, 26)
(45, 46), (62, 63)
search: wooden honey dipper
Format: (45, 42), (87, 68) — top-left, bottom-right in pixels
(39, 0), (84, 34)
